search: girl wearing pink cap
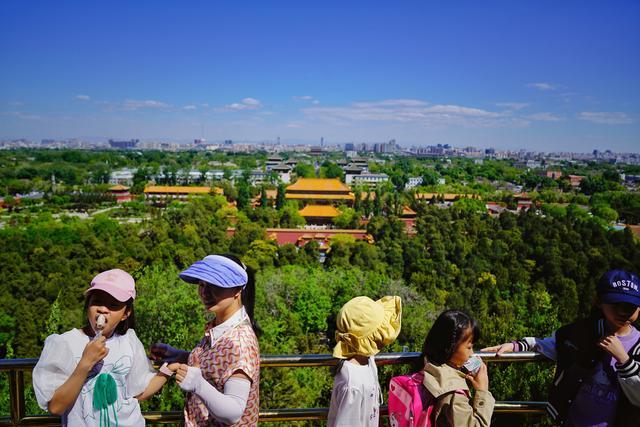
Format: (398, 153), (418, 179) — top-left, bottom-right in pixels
(33, 269), (169, 426)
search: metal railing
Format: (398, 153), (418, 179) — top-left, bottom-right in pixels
(0, 352), (550, 425)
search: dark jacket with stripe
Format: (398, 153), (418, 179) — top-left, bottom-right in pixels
(516, 317), (640, 426)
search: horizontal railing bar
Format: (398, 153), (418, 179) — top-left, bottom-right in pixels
(260, 408), (327, 422)
(0, 353), (551, 426)
(0, 416), (61, 426)
(0, 352), (548, 371)
(0, 402), (548, 425)
(493, 401), (549, 413)
(141, 411), (184, 424)
(0, 359), (38, 372)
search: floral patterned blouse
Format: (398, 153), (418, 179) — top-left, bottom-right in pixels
(184, 308), (260, 426)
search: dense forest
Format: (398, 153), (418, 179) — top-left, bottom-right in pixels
(2, 189), (639, 425)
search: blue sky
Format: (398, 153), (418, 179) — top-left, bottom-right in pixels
(1, 1), (639, 152)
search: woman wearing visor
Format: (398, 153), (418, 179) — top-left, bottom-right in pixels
(150, 254), (260, 426)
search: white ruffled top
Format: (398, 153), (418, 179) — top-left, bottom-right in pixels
(327, 356), (381, 427)
(33, 328), (156, 426)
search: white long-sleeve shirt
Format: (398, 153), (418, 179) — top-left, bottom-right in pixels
(327, 357), (381, 427)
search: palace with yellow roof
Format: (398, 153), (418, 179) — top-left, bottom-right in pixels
(285, 178), (355, 223)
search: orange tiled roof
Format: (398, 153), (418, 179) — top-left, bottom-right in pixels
(251, 189), (278, 203)
(144, 186), (223, 195)
(286, 193), (355, 201)
(109, 185), (130, 191)
(287, 178), (351, 193)
(298, 204), (342, 217)
(402, 205), (417, 216)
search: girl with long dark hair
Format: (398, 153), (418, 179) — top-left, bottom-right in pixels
(418, 309), (495, 426)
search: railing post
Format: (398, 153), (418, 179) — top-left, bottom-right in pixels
(9, 370), (25, 426)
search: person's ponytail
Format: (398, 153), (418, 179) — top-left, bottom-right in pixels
(241, 265), (261, 335)
(219, 254), (261, 336)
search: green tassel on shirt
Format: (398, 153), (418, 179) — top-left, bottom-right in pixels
(93, 373), (118, 427)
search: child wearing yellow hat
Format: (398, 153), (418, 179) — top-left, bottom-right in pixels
(327, 295), (402, 427)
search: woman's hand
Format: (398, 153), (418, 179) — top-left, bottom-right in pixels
(79, 336), (108, 371)
(149, 343), (189, 363)
(465, 361), (489, 391)
(599, 335), (629, 364)
(168, 363), (202, 392)
(481, 342), (515, 355)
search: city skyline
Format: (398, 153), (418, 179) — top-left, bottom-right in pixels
(1, 1), (639, 152)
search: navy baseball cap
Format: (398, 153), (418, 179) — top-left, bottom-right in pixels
(597, 270), (640, 306)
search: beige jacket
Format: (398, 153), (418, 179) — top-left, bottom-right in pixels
(422, 363), (495, 427)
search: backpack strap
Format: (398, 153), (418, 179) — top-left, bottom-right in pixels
(454, 389), (470, 398)
(438, 389), (470, 399)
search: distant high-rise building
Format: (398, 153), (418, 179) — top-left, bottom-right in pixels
(224, 139), (233, 145)
(194, 139), (206, 145)
(109, 139), (139, 149)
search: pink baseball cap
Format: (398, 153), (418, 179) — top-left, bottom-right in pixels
(85, 269), (136, 302)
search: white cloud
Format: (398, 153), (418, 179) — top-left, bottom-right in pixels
(527, 112), (563, 122)
(221, 97), (263, 111)
(75, 94), (90, 101)
(302, 99), (529, 128)
(286, 122), (305, 128)
(122, 99), (170, 110)
(353, 99), (429, 108)
(294, 95), (320, 105)
(182, 105), (197, 110)
(496, 102), (530, 111)
(527, 82), (557, 91)
(0, 111), (42, 120)
(578, 111), (634, 125)
(241, 97), (261, 106)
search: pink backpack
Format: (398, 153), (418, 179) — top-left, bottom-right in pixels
(388, 371), (434, 427)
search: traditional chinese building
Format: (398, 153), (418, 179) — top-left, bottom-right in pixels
(285, 178), (354, 206)
(298, 204), (342, 226)
(143, 185), (223, 204)
(569, 175), (585, 188)
(514, 193), (534, 211)
(399, 205), (418, 235)
(226, 227), (374, 250)
(251, 189), (278, 208)
(415, 193), (481, 204)
(109, 185), (133, 203)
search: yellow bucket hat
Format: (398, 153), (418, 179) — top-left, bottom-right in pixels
(333, 295), (402, 359)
